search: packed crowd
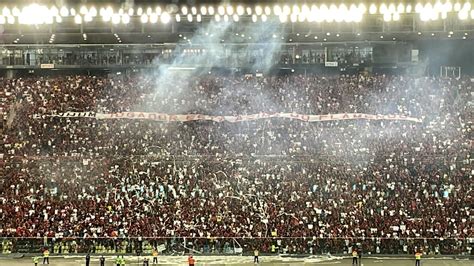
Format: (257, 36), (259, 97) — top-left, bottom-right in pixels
(1, 73), (472, 255)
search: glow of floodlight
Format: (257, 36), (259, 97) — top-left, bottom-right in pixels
(11, 7), (19, 16)
(161, 12), (170, 24)
(358, 3), (367, 13)
(2, 7), (10, 16)
(90, 7), (97, 17)
(215, 14), (221, 22)
(70, 8), (76, 16)
(137, 8), (143, 16)
(273, 5), (282, 15)
(112, 14), (120, 24)
(463, 2), (471, 11)
(146, 7), (152, 15)
(197, 14), (202, 22)
(187, 14), (192, 22)
(1, 15), (7, 24)
(227, 6), (234, 15)
(60, 7), (68, 16)
(208, 6), (215, 15)
(7, 16), (14, 24)
(84, 14), (93, 22)
(181, 6), (188, 15)
(200, 6), (207, 15)
(122, 14), (130, 24)
(140, 14), (148, 23)
(430, 10), (439, 21)
(389, 3), (396, 13)
(232, 14), (238, 22)
(471, 9), (474, 19)
(128, 8), (133, 16)
(236, 5), (244, 16)
(383, 13), (392, 22)
(279, 14), (288, 23)
(119, 8), (124, 15)
(290, 13), (297, 22)
(393, 13), (401, 21)
(246, 7), (252, 15)
(444, 2), (453, 12)
(265, 6), (271, 16)
(397, 3), (405, 13)
(415, 3), (423, 13)
(369, 4), (377, 14)
(56, 16), (62, 23)
(105, 7), (113, 16)
(406, 4), (412, 13)
(218, 5), (225, 15)
(458, 10), (468, 20)
(380, 3), (388, 14)
(174, 14), (180, 22)
(74, 14), (82, 24)
(261, 14), (268, 22)
(80, 6), (88, 15)
(251, 14), (257, 22)
(255, 6), (263, 16)
(454, 2), (461, 11)
(150, 13), (158, 23)
(156, 7), (161, 15)
(189, 7), (195, 15)
(223, 14), (229, 22)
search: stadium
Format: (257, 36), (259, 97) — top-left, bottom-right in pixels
(0, 0), (473, 265)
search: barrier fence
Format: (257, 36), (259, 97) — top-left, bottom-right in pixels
(1, 237), (473, 256)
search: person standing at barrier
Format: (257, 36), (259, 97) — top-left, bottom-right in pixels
(415, 250), (422, 266)
(351, 249), (358, 266)
(85, 253), (91, 266)
(100, 255), (105, 266)
(152, 248), (158, 264)
(254, 249), (259, 263)
(188, 255), (195, 266)
(33, 256), (39, 266)
(43, 248), (50, 264)
(143, 257), (150, 266)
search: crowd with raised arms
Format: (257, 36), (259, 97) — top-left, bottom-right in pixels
(1, 73), (472, 255)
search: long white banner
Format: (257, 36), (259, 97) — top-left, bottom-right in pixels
(38, 112), (422, 123)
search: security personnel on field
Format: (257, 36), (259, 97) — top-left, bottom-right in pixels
(254, 249), (259, 263)
(100, 255), (106, 266)
(33, 256), (40, 266)
(188, 255), (196, 266)
(43, 249), (50, 264)
(352, 249), (358, 265)
(415, 250), (422, 266)
(152, 249), (158, 264)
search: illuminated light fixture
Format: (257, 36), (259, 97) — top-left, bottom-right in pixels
(444, 2), (453, 12)
(84, 14), (93, 22)
(465, 32), (468, 36)
(175, 14), (180, 22)
(415, 3), (423, 13)
(393, 13), (401, 21)
(112, 14), (120, 24)
(49, 6), (59, 16)
(223, 14), (229, 22)
(279, 14), (287, 23)
(70, 8), (76, 16)
(161, 12), (171, 24)
(262, 14), (267, 22)
(83, 33), (87, 40)
(255, 6), (263, 15)
(380, 3), (388, 14)
(314, 36), (318, 39)
(80, 6), (88, 15)
(406, 4), (412, 13)
(336, 33), (340, 37)
(369, 4), (377, 14)
(90, 7), (98, 17)
(358, 3), (367, 13)
(197, 14), (202, 22)
(462, 36), (466, 39)
(236, 5), (244, 16)
(454, 2), (461, 11)
(208, 6), (215, 15)
(448, 34), (452, 37)
(383, 13), (392, 22)
(215, 14), (221, 22)
(431, 33), (435, 36)
(218, 5), (225, 15)
(128, 8), (134, 16)
(122, 14), (130, 24)
(60, 6), (69, 16)
(251, 14), (257, 22)
(326, 32), (331, 36)
(146, 7), (152, 15)
(232, 14), (238, 22)
(264, 6), (271, 16)
(137, 8), (143, 16)
(140, 14), (148, 23)
(388, 3), (396, 13)
(458, 10), (469, 20)
(393, 37), (396, 40)
(74, 14), (82, 24)
(293, 4), (300, 15)
(380, 35), (384, 39)
(290, 13), (297, 22)
(227, 6), (234, 15)
(2, 7), (10, 16)
(274, 5), (282, 15)
(397, 3), (405, 13)
(281, 5), (290, 15)
(181, 6), (188, 15)
(7, 15), (14, 24)
(441, 12), (448, 19)
(200, 6), (207, 15)
(118, 8), (124, 15)
(191, 7), (197, 15)
(246, 7), (252, 15)
(103, 14), (111, 22)
(187, 14), (192, 22)
(150, 13), (158, 23)
(471, 9), (474, 19)
(462, 2), (471, 11)
(418, 31), (422, 35)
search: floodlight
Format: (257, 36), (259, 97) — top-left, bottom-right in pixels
(232, 14), (238, 22)
(80, 6), (88, 15)
(175, 14), (180, 22)
(112, 14), (120, 24)
(369, 4), (377, 14)
(156, 7), (162, 15)
(208, 6), (215, 15)
(454, 2), (461, 11)
(12, 7), (20, 16)
(279, 15), (288, 23)
(458, 10), (468, 20)
(282, 5), (291, 15)
(261, 14), (267, 22)
(380, 4), (388, 14)
(273, 5), (282, 15)
(90, 7), (97, 17)
(223, 14), (229, 22)
(463, 2), (471, 11)
(415, 3), (423, 13)
(197, 14), (202, 22)
(146, 7), (152, 15)
(122, 14), (130, 24)
(2, 7), (10, 16)
(251, 14), (257, 22)
(218, 5), (225, 15)
(265, 6), (271, 16)
(200, 6), (207, 15)
(60, 7), (68, 16)
(84, 14), (93, 22)
(137, 8), (143, 16)
(383, 13), (392, 22)
(246, 7), (252, 15)
(74, 14), (82, 24)
(255, 6), (263, 16)
(181, 6), (188, 15)
(215, 14), (221, 21)
(397, 3), (405, 13)
(187, 14), (192, 22)
(406, 4), (412, 13)
(140, 14), (148, 23)
(150, 13), (158, 23)
(127, 8), (133, 16)
(7, 16), (14, 24)
(393, 13), (401, 21)
(0, 16), (6, 24)
(227, 6), (234, 15)
(191, 7), (197, 15)
(161, 12), (171, 24)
